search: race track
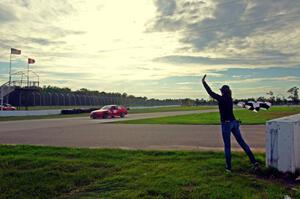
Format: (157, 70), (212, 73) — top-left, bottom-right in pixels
(0, 110), (265, 151)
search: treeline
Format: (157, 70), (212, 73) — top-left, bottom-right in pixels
(181, 86), (299, 106)
(251, 86), (299, 105)
(165, 86), (299, 106)
(40, 85), (299, 106)
(41, 85), (181, 106)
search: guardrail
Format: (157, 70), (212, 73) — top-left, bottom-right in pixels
(0, 110), (61, 117)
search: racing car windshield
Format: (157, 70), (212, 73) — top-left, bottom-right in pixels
(101, 106), (111, 110)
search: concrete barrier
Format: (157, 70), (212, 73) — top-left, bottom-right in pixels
(0, 110), (61, 117)
(266, 114), (300, 173)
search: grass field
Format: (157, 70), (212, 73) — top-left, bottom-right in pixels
(0, 145), (299, 199)
(128, 106), (216, 114)
(0, 106), (216, 122)
(118, 106), (300, 125)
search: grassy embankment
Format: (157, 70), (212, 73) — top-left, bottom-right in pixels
(118, 106), (300, 125)
(0, 106), (216, 122)
(0, 145), (299, 198)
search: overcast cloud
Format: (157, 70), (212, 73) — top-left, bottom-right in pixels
(0, 0), (299, 99)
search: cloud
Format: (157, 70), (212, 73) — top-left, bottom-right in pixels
(40, 71), (92, 79)
(0, 4), (18, 24)
(219, 76), (300, 84)
(136, 66), (151, 71)
(154, 0), (177, 16)
(26, 38), (66, 46)
(154, 54), (297, 66)
(148, 0), (300, 64)
(175, 82), (197, 85)
(21, 0), (76, 21)
(206, 65), (300, 79)
(0, 0), (299, 99)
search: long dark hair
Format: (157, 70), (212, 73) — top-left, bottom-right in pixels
(220, 85), (232, 98)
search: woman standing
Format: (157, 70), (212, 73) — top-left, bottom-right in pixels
(202, 74), (259, 172)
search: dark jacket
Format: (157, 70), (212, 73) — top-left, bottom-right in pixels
(203, 81), (236, 122)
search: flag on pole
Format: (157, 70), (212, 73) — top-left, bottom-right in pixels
(11, 48), (21, 55)
(28, 58), (35, 64)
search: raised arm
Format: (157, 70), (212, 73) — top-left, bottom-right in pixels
(202, 75), (221, 101)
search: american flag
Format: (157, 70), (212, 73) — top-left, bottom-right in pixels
(11, 48), (21, 55)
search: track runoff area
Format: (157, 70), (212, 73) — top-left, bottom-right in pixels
(1, 106), (299, 151)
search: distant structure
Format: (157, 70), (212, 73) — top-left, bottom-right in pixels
(0, 48), (38, 110)
(1, 49), (183, 109)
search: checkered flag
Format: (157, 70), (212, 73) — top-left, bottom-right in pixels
(237, 101), (271, 112)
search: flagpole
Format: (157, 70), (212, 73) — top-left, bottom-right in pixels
(27, 62), (29, 87)
(9, 53), (12, 85)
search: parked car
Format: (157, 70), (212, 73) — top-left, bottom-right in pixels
(90, 105), (128, 119)
(0, 104), (16, 111)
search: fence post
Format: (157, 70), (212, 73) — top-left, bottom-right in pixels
(78, 95), (82, 106)
(73, 94), (76, 106)
(19, 91), (23, 107)
(32, 92), (36, 106)
(60, 93), (65, 106)
(54, 93), (59, 106)
(49, 93), (52, 106)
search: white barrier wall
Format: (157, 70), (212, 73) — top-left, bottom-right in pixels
(266, 114), (300, 173)
(0, 110), (61, 117)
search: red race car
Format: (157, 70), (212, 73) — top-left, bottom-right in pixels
(90, 105), (128, 119)
(0, 104), (16, 111)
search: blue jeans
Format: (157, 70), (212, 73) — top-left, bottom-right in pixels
(221, 120), (257, 170)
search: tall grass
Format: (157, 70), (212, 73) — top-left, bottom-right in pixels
(0, 145), (298, 198)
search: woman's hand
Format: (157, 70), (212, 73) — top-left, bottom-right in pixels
(202, 74), (207, 83)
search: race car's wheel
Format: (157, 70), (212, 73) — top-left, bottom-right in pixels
(103, 113), (109, 119)
(120, 113), (125, 118)
(91, 114), (97, 119)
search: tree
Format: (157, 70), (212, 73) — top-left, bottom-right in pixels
(42, 85), (72, 93)
(195, 98), (206, 106)
(122, 92), (128, 98)
(266, 91), (275, 103)
(275, 94), (286, 105)
(287, 86), (299, 104)
(181, 98), (195, 106)
(257, 96), (266, 102)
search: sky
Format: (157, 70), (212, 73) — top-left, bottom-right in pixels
(0, 0), (299, 99)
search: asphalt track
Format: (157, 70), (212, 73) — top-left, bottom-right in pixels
(0, 110), (265, 151)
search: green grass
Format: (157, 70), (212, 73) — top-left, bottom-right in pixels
(0, 106), (216, 122)
(118, 106), (300, 125)
(128, 106), (216, 114)
(0, 145), (298, 199)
